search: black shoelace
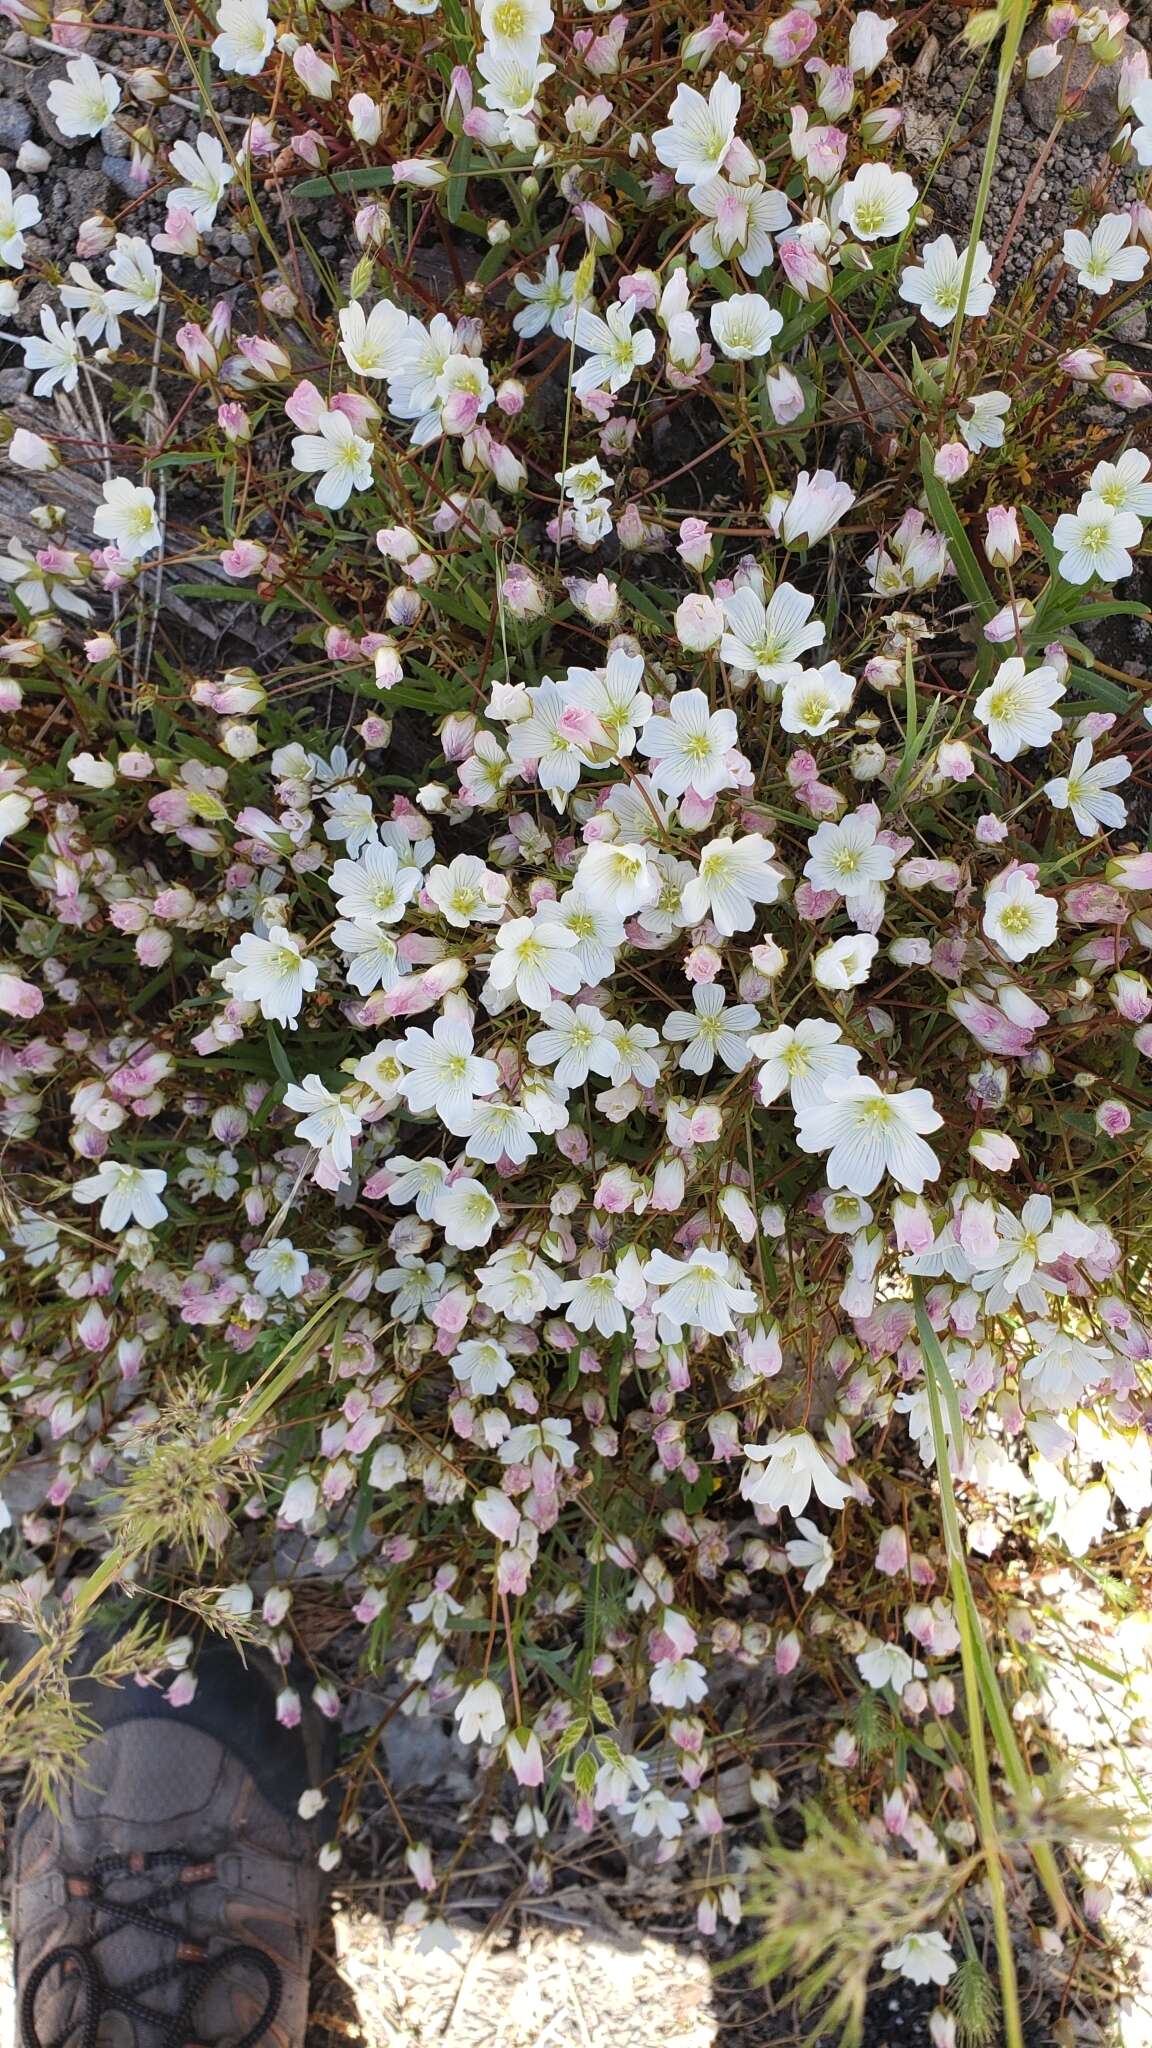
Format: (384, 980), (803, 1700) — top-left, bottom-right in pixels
(20, 1849), (282, 2048)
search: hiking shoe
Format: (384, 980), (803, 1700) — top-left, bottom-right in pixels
(11, 1638), (330, 2048)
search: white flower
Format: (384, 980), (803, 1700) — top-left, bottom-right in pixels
(881, 1932), (956, 1989)
(72, 1159), (168, 1232)
(681, 833), (781, 937)
(785, 1517), (834, 1590)
(396, 1013), (500, 1133)
(778, 469), (856, 547)
(432, 1175), (501, 1249)
(106, 235), (162, 316)
(212, 0), (274, 72)
(330, 841), (420, 927)
(93, 478), (162, 561)
(292, 407), (374, 510)
(1053, 496), (1142, 584)
(23, 307), (82, 397)
(527, 1001), (621, 1088)
(636, 687), (739, 801)
(650, 1657), (708, 1709)
(780, 661), (855, 735)
(0, 789), (32, 842)
(1088, 448), (1152, 519)
(460, 1100), (537, 1166)
(811, 929), (873, 991)
(834, 161), (917, 241)
(748, 1017), (861, 1111)
(452, 1337), (513, 1396)
(338, 298), (413, 379)
(708, 292), (782, 360)
(898, 234), (995, 326)
(740, 1430), (852, 1515)
(571, 298), (655, 399)
(513, 249), (577, 339)
(425, 852), (508, 926)
(47, 54), (121, 138)
(803, 811), (896, 921)
(0, 170), (39, 269)
(626, 1789), (689, 1841)
(222, 926), (318, 1026)
(644, 1245), (757, 1337)
(479, 0), (553, 53)
(796, 1078), (943, 1195)
(1063, 213), (1148, 295)
(857, 1640), (926, 1692)
(575, 841), (659, 916)
(663, 983), (759, 1074)
(566, 649), (651, 758)
(688, 176), (789, 275)
(1045, 738), (1129, 836)
(957, 389), (1009, 452)
(982, 869), (1058, 962)
(248, 1239), (310, 1297)
(558, 1266), (627, 1337)
(652, 74), (742, 186)
(487, 914), (583, 1010)
(719, 582), (825, 685)
(168, 133), (234, 228)
(455, 1678), (506, 1746)
(974, 658), (1064, 762)
(283, 1074), (362, 1174)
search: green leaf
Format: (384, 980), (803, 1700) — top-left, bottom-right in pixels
(918, 435), (997, 629)
(292, 166), (395, 201)
(266, 1025), (297, 1089)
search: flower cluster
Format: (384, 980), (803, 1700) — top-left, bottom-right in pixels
(1, 0), (1151, 2018)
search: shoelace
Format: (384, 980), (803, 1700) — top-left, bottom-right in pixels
(20, 1849), (282, 2048)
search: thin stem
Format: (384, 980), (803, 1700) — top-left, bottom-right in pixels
(944, 0), (1030, 395)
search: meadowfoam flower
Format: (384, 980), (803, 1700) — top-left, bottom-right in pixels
(719, 582), (825, 685)
(479, 0), (553, 56)
(785, 1518), (835, 1591)
(740, 1430), (852, 1515)
(23, 307), (82, 398)
(681, 833), (781, 936)
(248, 1239), (310, 1298)
(777, 470), (856, 547)
(1044, 738), (1129, 836)
(796, 1077), (943, 1195)
(396, 1013), (500, 1132)
(803, 810), (895, 922)
(72, 1159), (168, 1231)
(575, 841), (660, 916)
(212, 0), (274, 73)
(1063, 213), (1148, 295)
(512, 248), (578, 339)
(974, 658), (1065, 762)
(652, 74), (742, 186)
(433, 1175), (501, 1249)
(834, 162), (917, 241)
(339, 298), (414, 379)
(331, 841), (420, 927)
(571, 298), (655, 399)
(1053, 496), (1141, 584)
(812, 933), (879, 991)
(222, 926), (318, 1025)
(688, 177), (790, 275)
(898, 234), (995, 326)
(748, 1017), (861, 1111)
(284, 1074), (362, 1174)
(645, 1245), (757, 1336)
(487, 913), (583, 1009)
(1088, 448), (1152, 518)
(527, 1001), (620, 1088)
(0, 170), (39, 269)
(47, 54), (121, 138)
(292, 407), (374, 509)
(663, 983), (760, 1074)
(780, 661), (855, 735)
(957, 389), (1009, 452)
(982, 869), (1058, 963)
(708, 293), (782, 360)
(882, 1932), (956, 1989)
(93, 478), (162, 562)
(168, 133), (234, 228)
(425, 852), (508, 927)
(636, 687), (739, 800)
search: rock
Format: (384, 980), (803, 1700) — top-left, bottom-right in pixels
(1021, 25), (1145, 142)
(827, 367), (916, 436)
(0, 97), (31, 150)
(101, 152), (142, 197)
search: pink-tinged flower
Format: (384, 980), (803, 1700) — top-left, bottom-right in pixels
(1096, 1099), (1131, 1136)
(219, 539), (266, 579)
(1103, 371), (1152, 408)
(984, 504), (1021, 566)
(0, 968), (43, 1017)
(933, 441), (971, 483)
(763, 8), (819, 64)
(217, 401), (251, 442)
